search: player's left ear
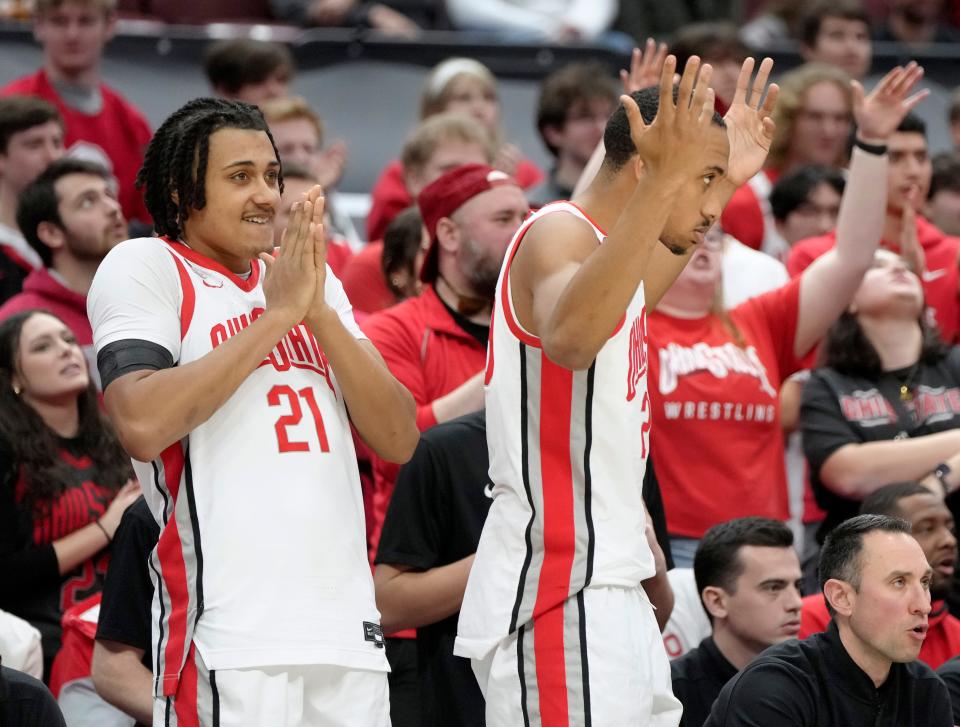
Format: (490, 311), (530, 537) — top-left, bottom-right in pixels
(632, 154), (645, 182)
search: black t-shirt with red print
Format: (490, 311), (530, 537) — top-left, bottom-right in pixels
(0, 437), (112, 677)
(801, 347), (960, 541)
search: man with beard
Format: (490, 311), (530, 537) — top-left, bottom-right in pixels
(360, 162), (528, 726)
(799, 482), (960, 668)
(0, 158), (125, 389)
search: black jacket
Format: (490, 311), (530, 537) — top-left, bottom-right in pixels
(671, 636), (738, 727)
(704, 621), (952, 726)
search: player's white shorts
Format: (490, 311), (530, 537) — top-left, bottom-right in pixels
(471, 586), (681, 727)
(155, 643), (391, 727)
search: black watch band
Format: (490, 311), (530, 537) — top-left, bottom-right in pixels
(854, 137), (888, 155)
(934, 462), (952, 496)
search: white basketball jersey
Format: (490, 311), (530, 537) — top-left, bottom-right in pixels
(88, 238), (387, 697)
(456, 202), (655, 660)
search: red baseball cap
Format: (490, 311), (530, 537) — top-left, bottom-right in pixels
(417, 163), (518, 283)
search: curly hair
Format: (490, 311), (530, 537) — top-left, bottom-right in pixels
(136, 97), (283, 240)
(820, 310), (948, 377)
(767, 63), (852, 171)
(0, 311), (131, 511)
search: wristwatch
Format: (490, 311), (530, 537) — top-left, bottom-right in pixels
(934, 462), (953, 497)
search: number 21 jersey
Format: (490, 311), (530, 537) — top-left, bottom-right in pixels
(88, 237), (387, 697)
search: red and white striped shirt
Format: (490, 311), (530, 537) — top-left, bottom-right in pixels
(456, 202), (655, 659)
(88, 238), (387, 697)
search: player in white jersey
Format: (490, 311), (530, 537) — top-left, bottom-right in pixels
(86, 98), (418, 726)
(455, 56), (781, 725)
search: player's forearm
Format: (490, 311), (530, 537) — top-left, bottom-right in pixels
(105, 310), (295, 462)
(818, 430), (960, 498)
(91, 641), (153, 725)
(546, 179), (681, 369)
(642, 570), (674, 631)
(308, 308), (418, 464)
(374, 556), (475, 634)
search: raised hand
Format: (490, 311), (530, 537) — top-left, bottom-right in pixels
(621, 54), (717, 184)
(898, 185), (926, 274)
(260, 189), (320, 326)
(852, 62), (929, 143)
(620, 38), (669, 94)
(300, 185), (332, 326)
(723, 57), (779, 187)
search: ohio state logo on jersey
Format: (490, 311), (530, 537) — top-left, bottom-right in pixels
(209, 308), (335, 393)
(626, 309), (648, 402)
(658, 342), (776, 397)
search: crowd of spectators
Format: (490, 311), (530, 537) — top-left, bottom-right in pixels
(0, 0), (960, 725)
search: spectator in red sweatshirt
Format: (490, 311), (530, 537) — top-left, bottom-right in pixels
(366, 57), (542, 241)
(789, 114), (960, 344)
(0, 158), (126, 390)
(1, 0), (152, 228)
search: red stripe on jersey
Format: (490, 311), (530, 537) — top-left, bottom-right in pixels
(499, 226), (541, 349)
(169, 254), (196, 341)
(174, 641), (200, 727)
(566, 202), (607, 236)
(534, 601), (570, 725)
(163, 237), (262, 292)
(531, 356), (576, 721)
(484, 308), (496, 385)
(156, 442), (191, 697)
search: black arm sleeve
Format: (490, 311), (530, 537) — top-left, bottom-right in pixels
(96, 497), (159, 652)
(0, 446), (60, 602)
(97, 339), (174, 391)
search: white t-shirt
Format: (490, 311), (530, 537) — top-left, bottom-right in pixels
(722, 235), (790, 309)
(88, 237), (387, 697)
(661, 568), (711, 660)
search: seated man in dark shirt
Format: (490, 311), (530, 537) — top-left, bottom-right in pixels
(706, 514), (952, 726)
(671, 517), (802, 727)
(374, 411), (675, 727)
(0, 657), (66, 727)
(90, 497), (158, 727)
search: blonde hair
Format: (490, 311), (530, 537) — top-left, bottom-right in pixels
(767, 63), (853, 171)
(259, 96), (324, 146)
(419, 58), (498, 120)
(400, 112), (494, 175)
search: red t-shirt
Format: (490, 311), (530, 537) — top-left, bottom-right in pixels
(340, 240), (395, 315)
(365, 157), (544, 241)
(361, 285), (487, 559)
(649, 278), (805, 538)
(800, 593), (960, 669)
(2, 70), (152, 226)
(787, 217), (960, 344)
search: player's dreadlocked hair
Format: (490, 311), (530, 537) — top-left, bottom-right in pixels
(137, 97), (283, 239)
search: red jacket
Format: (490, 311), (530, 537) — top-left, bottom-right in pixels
(800, 593), (960, 668)
(2, 70), (152, 225)
(361, 285), (486, 559)
(366, 157), (544, 241)
(0, 268), (91, 346)
(341, 240), (395, 315)
(787, 217), (960, 344)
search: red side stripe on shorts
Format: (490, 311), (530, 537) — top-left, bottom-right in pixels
(532, 357), (576, 724)
(174, 642), (200, 727)
(168, 252), (196, 341)
(156, 443), (191, 697)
